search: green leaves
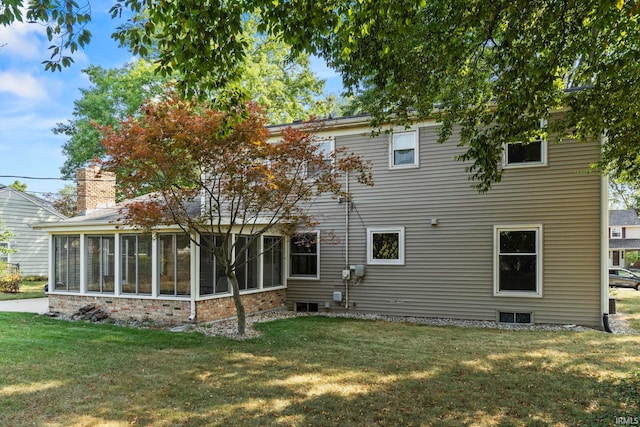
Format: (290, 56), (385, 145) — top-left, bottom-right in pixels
(6, 1), (640, 189)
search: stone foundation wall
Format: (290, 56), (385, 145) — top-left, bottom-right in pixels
(48, 294), (192, 324)
(195, 288), (287, 323)
(48, 288), (287, 325)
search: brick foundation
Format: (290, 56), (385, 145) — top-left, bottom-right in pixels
(48, 288), (287, 325)
(196, 289), (287, 323)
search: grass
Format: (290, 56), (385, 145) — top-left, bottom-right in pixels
(0, 279), (46, 300)
(1, 302), (639, 427)
(612, 288), (640, 330)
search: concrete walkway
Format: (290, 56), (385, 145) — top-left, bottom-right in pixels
(0, 298), (49, 314)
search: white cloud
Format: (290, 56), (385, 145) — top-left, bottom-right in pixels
(0, 18), (47, 61)
(0, 71), (48, 100)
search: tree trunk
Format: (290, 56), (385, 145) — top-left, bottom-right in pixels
(226, 269), (246, 335)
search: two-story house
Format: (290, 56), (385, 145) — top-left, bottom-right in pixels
(608, 209), (640, 269)
(34, 113), (608, 329)
(0, 184), (67, 276)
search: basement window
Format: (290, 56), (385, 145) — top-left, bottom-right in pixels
(295, 302), (319, 312)
(499, 311), (533, 324)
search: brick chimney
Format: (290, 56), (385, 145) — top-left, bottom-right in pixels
(76, 165), (116, 215)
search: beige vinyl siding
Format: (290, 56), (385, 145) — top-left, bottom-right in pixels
(286, 122), (603, 327)
(0, 189), (66, 276)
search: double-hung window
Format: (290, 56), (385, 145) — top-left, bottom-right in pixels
(504, 119), (547, 168)
(494, 225), (542, 296)
(307, 137), (335, 179)
(289, 232), (319, 279)
(0, 242), (9, 263)
(390, 131), (418, 168)
(611, 227), (622, 238)
(367, 227), (405, 265)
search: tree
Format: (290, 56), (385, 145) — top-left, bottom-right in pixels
(55, 21), (340, 179)
(54, 61), (172, 179)
(5, 1), (640, 190)
(97, 94), (372, 335)
(0, 219), (15, 263)
(9, 181), (26, 192)
(43, 184), (77, 217)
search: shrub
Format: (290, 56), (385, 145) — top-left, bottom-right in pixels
(0, 272), (22, 293)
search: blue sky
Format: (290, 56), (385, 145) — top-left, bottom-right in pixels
(0, 6), (341, 197)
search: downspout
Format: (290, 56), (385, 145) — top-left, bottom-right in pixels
(189, 234), (197, 322)
(600, 134), (612, 333)
(344, 172), (350, 309)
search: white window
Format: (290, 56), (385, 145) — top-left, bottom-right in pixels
(0, 242), (9, 263)
(494, 225), (543, 297)
(367, 227), (405, 265)
(611, 227), (622, 238)
(289, 232), (319, 279)
(306, 137), (335, 179)
(390, 131), (418, 168)
(503, 119), (547, 168)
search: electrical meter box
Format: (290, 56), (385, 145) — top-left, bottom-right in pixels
(353, 264), (365, 278)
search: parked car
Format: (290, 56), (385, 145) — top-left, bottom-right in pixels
(609, 268), (640, 290)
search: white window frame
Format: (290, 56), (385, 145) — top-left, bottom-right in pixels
(0, 242), (9, 263)
(493, 225), (543, 297)
(288, 231), (320, 280)
(306, 137), (335, 179)
(503, 119), (548, 168)
(367, 227), (405, 265)
(389, 130), (419, 169)
(611, 227), (622, 239)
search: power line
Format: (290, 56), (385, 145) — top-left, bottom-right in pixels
(0, 175), (70, 181)
(0, 175), (115, 182)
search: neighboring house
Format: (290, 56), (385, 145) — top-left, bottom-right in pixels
(608, 209), (640, 268)
(34, 114), (608, 328)
(0, 184), (67, 276)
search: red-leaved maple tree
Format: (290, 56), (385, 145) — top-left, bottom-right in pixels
(98, 94), (372, 335)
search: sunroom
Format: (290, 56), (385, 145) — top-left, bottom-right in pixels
(35, 215), (287, 324)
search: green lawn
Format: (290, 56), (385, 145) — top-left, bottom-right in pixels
(0, 279), (46, 300)
(1, 307), (639, 426)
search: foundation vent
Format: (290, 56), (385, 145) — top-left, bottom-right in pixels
(499, 311), (533, 324)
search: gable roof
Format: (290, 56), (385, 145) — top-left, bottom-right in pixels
(609, 209), (640, 227)
(34, 192), (201, 230)
(0, 184), (67, 219)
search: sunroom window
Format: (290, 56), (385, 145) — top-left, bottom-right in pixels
(53, 235), (80, 292)
(158, 233), (191, 296)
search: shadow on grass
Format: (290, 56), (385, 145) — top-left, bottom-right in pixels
(0, 314), (638, 426)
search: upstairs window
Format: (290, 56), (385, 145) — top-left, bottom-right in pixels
(390, 131), (418, 168)
(611, 227), (622, 239)
(504, 119), (547, 168)
(306, 137), (335, 179)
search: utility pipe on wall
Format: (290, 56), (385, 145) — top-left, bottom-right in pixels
(344, 172), (350, 309)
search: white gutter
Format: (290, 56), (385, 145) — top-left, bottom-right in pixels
(600, 133), (612, 331)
